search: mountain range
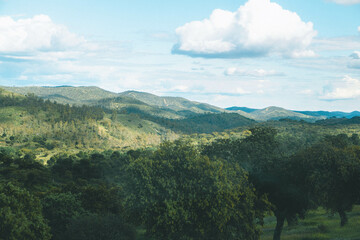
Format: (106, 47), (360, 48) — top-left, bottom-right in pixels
(2, 86), (359, 122)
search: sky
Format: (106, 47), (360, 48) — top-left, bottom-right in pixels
(0, 0), (359, 111)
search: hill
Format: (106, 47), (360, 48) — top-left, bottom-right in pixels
(248, 106), (322, 122)
(296, 110), (360, 119)
(3, 86), (227, 118)
(0, 88), (258, 160)
(226, 106), (258, 113)
(120, 91), (225, 114)
(1, 86), (119, 105)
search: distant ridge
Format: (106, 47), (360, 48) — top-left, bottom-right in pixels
(226, 107), (258, 113)
(1, 86), (118, 105)
(2, 86), (226, 118)
(120, 90), (225, 114)
(3, 86), (360, 122)
(226, 106), (360, 122)
(250, 106), (322, 121)
(295, 110), (360, 119)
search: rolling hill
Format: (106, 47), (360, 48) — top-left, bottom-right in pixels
(250, 106), (323, 121)
(3, 86), (360, 122)
(120, 91), (225, 114)
(226, 107), (360, 122)
(2, 86), (226, 117)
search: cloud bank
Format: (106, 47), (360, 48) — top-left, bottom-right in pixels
(321, 76), (360, 100)
(327, 0), (360, 5)
(225, 67), (284, 77)
(173, 0), (317, 58)
(348, 51), (360, 69)
(0, 15), (85, 52)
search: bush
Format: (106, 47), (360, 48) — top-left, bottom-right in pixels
(62, 214), (136, 240)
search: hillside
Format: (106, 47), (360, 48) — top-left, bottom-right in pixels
(4, 86), (360, 123)
(0, 88), (259, 160)
(248, 106), (323, 122)
(2, 86), (119, 105)
(3, 86), (228, 118)
(226, 106), (360, 121)
(226, 106), (322, 121)
(94, 96), (183, 119)
(120, 90), (225, 114)
(296, 110), (360, 119)
(226, 106), (258, 113)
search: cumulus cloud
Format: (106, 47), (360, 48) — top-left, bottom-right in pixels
(348, 51), (360, 69)
(224, 67), (284, 77)
(327, 0), (360, 5)
(173, 0), (317, 58)
(350, 51), (360, 59)
(348, 62), (360, 69)
(321, 76), (360, 100)
(0, 15), (86, 52)
(358, 26), (360, 32)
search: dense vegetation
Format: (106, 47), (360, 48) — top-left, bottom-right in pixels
(1, 88), (360, 240)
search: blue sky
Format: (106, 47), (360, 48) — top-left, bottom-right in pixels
(0, 0), (359, 111)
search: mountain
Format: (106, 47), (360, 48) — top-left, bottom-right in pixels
(1, 86), (119, 105)
(95, 96), (184, 119)
(226, 107), (258, 113)
(4, 86), (359, 122)
(2, 86), (226, 117)
(120, 91), (225, 114)
(226, 106), (324, 122)
(250, 106), (322, 121)
(295, 110), (360, 119)
(227, 106), (360, 122)
(315, 116), (360, 125)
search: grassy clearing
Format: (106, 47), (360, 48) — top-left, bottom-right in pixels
(261, 206), (360, 240)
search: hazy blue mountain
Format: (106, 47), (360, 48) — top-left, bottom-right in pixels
(226, 107), (259, 113)
(296, 110), (360, 119)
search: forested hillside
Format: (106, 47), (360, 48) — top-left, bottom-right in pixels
(5, 85), (359, 121)
(1, 87), (360, 240)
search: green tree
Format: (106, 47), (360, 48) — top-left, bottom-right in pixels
(126, 140), (267, 240)
(42, 192), (85, 239)
(203, 127), (311, 240)
(293, 134), (360, 226)
(63, 214), (136, 240)
(0, 183), (51, 240)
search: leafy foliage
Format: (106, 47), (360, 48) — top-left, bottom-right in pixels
(126, 140), (268, 240)
(0, 183), (51, 240)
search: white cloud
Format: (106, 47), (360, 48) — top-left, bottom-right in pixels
(350, 51), (360, 59)
(173, 0), (317, 58)
(313, 37), (360, 52)
(0, 15), (86, 52)
(348, 61), (360, 69)
(225, 67), (284, 77)
(358, 26), (360, 32)
(327, 0), (360, 5)
(236, 87), (251, 94)
(321, 76), (360, 100)
(348, 51), (360, 69)
(300, 89), (314, 95)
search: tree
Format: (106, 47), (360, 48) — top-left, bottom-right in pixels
(126, 140), (267, 240)
(0, 183), (51, 240)
(203, 127), (311, 240)
(62, 214), (136, 240)
(42, 192), (85, 239)
(293, 134), (360, 226)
